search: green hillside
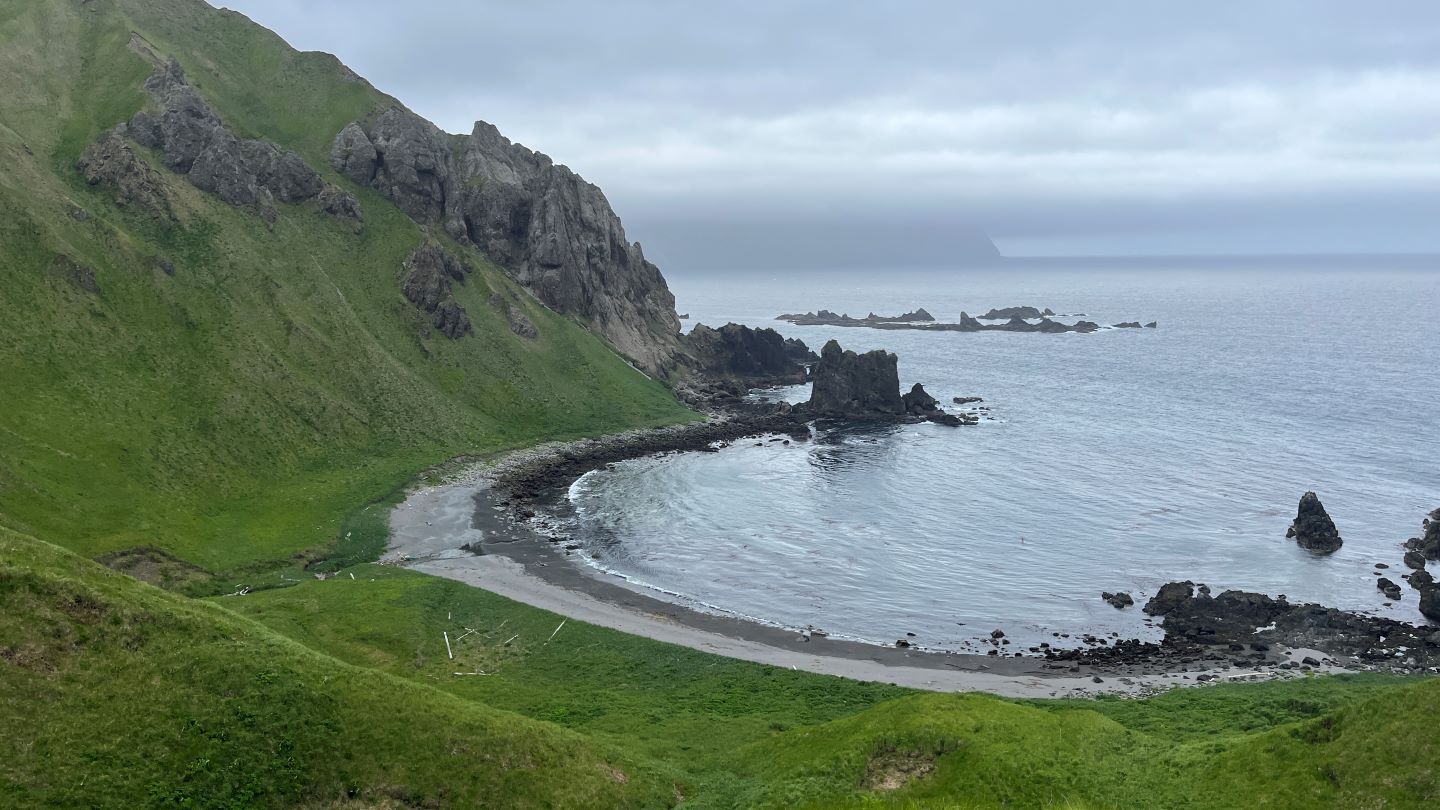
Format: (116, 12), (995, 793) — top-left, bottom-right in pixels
(0, 0), (691, 579)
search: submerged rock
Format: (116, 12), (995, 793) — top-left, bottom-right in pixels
(1102, 591), (1135, 609)
(1287, 491), (1343, 553)
(1377, 577), (1403, 601)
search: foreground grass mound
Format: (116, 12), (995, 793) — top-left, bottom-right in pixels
(0, 527), (675, 808)
(0, 0), (691, 580)
(226, 564), (1438, 809)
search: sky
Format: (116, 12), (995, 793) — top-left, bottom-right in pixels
(219, 1), (1440, 265)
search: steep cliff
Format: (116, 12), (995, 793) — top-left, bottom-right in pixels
(331, 113), (681, 375)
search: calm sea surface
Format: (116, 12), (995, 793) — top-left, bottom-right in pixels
(564, 265), (1440, 650)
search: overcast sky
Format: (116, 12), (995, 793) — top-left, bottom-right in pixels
(221, 1), (1440, 265)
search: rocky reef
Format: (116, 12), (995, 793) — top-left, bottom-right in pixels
(1141, 581), (1440, 670)
(978, 306), (1054, 320)
(776, 308), (934, 325)
(776, 310), (1106, 334)
(113, 59), (358, 223)
(331, 112), (680, 375)
(1286, 491), (1343, 553)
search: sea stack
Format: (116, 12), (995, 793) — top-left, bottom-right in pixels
(1286, 491), (1343, 553)
(803, 340), (903, 417)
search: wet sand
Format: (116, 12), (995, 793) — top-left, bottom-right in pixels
(386, 471), (1338, 698)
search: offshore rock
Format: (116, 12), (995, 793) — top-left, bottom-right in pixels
(1287, 491), (1343, 553)
(75, 125), (172, 218)
(330, 113), (681, 375)
(803, 339), (904, 418)
(1143, 581), (1197, 616)
(979, 306), (1048, 320)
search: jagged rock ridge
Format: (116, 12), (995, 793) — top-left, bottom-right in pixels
(331, 112), (680, 375)
(117, 59), (360, 223)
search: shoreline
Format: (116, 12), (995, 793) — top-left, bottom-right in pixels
(384, 438), (1360, 698)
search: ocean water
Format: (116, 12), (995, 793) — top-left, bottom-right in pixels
(565, 265), (1440, 650)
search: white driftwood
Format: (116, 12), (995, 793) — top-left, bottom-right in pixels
(444, 631), (453, 660)
(546, 619), (567, 642)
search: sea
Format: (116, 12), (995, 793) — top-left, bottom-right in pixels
(561, 261), (1440, 650)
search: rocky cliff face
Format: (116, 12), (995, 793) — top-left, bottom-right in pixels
(124, 59), (359, 223)
(331, 112), (680, 375)
(804, 340), (904, 417)
(683, 323), (811, 386)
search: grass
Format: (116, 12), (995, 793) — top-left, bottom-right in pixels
(222, 563), (1438, 809)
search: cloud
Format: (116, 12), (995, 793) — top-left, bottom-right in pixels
(220, 1), (1440, 259)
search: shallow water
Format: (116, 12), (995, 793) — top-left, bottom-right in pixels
(566, 266), (1440, 650)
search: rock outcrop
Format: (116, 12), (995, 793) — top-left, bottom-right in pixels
(1286, 491), (1343, 553)
(1102, 591), (1135, 609)
(330, 112), (680, 375)
(123, 59), (355, 222)
(802, 340), (903, 418)
(775, 310), (1105, 334)
(901, 383), (939, 415)
(683, 323), (811, 387)
(1142, 580), (1440, 664)
(1420, 508), (1440, 560)
(75, 126), (172, 218)
(401, 242), (472, 339)
(978, 306), (1051, 320)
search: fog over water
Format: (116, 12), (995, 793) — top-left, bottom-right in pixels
(563, 265), (1439, 650)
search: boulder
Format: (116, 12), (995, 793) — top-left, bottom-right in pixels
(803, 340), (904, 418)
(1144, 581), (1196, 616)
(1102, 591), (1135, 609)
(1377, 577), (1403, 601)
(1404, 550), (1427, 571)
(75, 126), (173, 218)
(316, 185), (363, 221)
(1287, 491), (1343, 553)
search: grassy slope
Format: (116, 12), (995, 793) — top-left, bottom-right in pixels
(0, 0), (691, 578)
(0, 527), (674, 809)
(225, 565), (1438, 809)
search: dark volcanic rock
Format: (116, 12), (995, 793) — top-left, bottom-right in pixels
(1404, 550), (1427, 570)
(803, 340), (903, 418)
(901, 383), (940, 415)
(1287, 491), (1343, 553)
(979, 306), (1047, 320)
(952, 396), (983, 405)
(1143, 581), (1196, 616)
(1421, 508), (1440, 560)
(75, 126), (172, 218)
(129, 59), (325, 216)
(1113, 321), (1143, 329)
(683, 323), (810, 386)
(1102, 591), (1135, 609)
(1377, 577), (1403, 601)
(401, 242), (472, 339)
(331, 113), (682, 375)
(1145, 321), (1158, 328)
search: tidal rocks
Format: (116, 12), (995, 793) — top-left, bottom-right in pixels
(1143, 581), (1197, 616)
(774, 309), (1109, 334)
(75, 125), (172, 218)
(1145, 321), (1158, 328)
(1286, 491), (1343, 553)
(1113, 321), (1142, 329)
(1377, 577), (1403, 601)
(683, 323), (811, 386)
(952, 396), (983, 405)
(330, 112), (680, 375)
(1420, 508), (1440, 560)
(401, 242), (472, 339)
(803, 340), (903, 418)
(1102, 591), (1135, 609)
(1404, 551), (1427, 570)
(979, 306), (1050, 320)
(127, 59), (335, 218)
